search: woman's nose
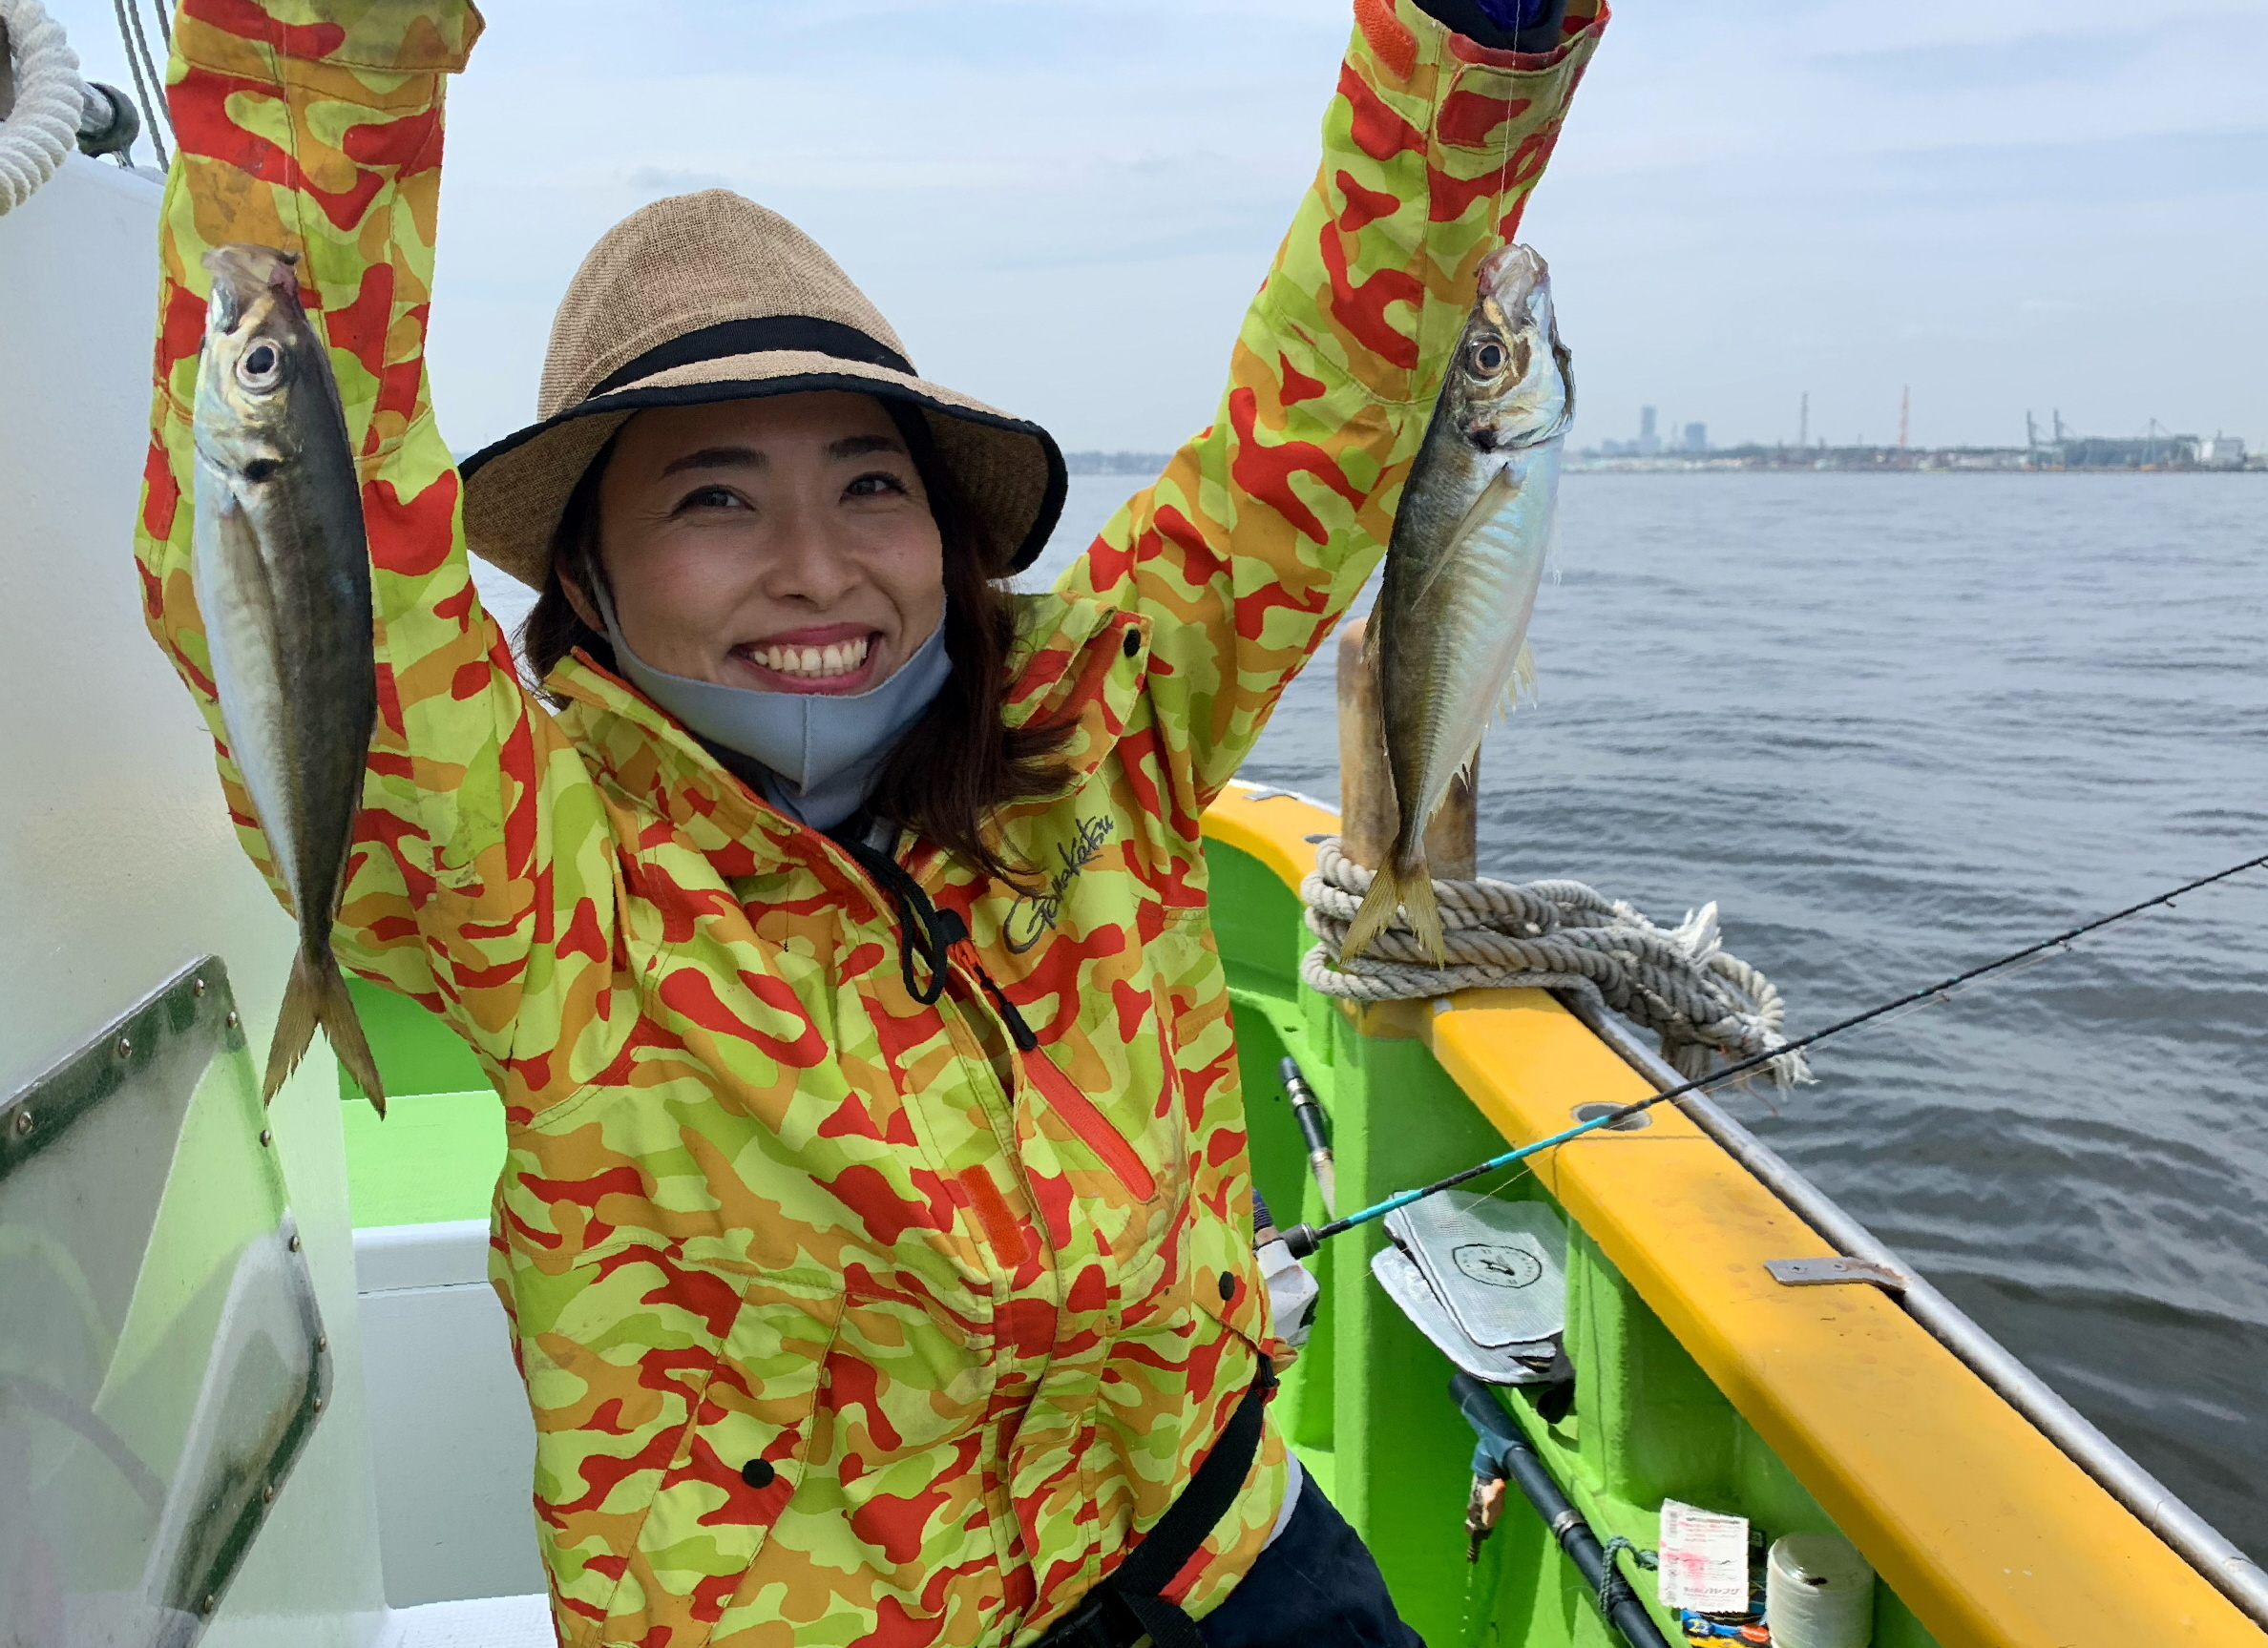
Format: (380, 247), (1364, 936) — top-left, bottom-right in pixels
(760, 510), (862, 605)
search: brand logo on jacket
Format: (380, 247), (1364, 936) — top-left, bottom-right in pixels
(1005, 814), (1117, 952)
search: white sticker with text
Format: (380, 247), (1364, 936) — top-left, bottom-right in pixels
(1656, 1499), (1750, 1612)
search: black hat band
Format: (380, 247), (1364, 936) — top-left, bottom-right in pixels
(589, 315), (914, 398)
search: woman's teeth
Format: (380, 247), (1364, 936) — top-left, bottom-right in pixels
(747, 635), (872, 680)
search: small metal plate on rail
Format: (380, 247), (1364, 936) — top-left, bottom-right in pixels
(1765, 1256), (1909, 1293)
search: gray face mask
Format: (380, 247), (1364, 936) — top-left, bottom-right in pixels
(593, 588), (951, 832)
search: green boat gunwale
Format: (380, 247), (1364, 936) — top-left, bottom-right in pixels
(1202, 782), (2266, 1648)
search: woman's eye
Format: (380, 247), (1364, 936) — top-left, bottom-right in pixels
(674, 485), (746, 513)
(845, 471), (908, 499)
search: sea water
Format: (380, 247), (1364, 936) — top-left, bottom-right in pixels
(1041, 470), (2268, 1559)
(478, 470), (2268, 1557)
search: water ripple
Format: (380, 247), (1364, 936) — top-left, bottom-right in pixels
(1223, 471), (2268, 1558)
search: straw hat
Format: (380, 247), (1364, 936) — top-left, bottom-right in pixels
(458, 191), (1066, 588)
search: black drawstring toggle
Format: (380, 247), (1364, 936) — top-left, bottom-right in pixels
(842, 840), (958, 1007)
(839, 841), (1041, 1053)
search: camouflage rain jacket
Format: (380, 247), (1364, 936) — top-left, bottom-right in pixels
(136, 1), (1603, 1642)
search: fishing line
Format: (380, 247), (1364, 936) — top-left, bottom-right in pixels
(1278, 847), (2268, 1258)
(1493, 35), (1517, 210)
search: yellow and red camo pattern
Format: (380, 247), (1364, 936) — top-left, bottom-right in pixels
(134, 1), (1603, 1642)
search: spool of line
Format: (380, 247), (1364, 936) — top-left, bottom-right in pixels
(1766, 1533), (1875, 1648)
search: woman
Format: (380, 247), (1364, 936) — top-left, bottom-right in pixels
(136, 1), (1604, 1643)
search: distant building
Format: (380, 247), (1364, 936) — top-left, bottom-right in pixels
(1588, 408), (1712, 461)
(2055, 434), (2199, 469)
(2195, 435), (2248, 470)
(1583, 408), (1714, 461)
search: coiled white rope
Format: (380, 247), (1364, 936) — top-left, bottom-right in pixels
(0, 0), (86, 215)
(1300, 837), (1814, 1088)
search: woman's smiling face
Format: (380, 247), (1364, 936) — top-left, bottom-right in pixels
(567, 390), (946, 697)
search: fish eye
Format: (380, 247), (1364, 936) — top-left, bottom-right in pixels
(1468, 339), (1508, 375)
(239, 341), (284, 387)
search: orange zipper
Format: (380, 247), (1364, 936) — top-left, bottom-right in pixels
(1017, 1037), (1158, 1203)
(949, 938), (1157, 1203)
(837, 833), (1159, 1206)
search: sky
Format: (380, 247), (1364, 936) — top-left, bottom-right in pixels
(51, 0), (2268, 452)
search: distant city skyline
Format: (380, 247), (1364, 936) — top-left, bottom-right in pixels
(1594, 406), (1710, 456)
(1576, 391), (2260, 457)
(1580, 397), (2252, 457)
(41, 0), (2267, 455)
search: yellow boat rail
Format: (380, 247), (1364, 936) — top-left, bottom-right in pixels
(1204, 781), (2266, 1648)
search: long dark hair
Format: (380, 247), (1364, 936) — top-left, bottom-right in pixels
(519, 401), (1074, 888)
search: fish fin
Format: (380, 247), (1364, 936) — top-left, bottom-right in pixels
(1400, 866), (1447, 966)
(1401, 463), (1524, 620)
(1339, 865), (1402, 966)
(324, 966), (388, 1119)
(264, 948), (388, 1117)
(1486, 643), (1540, 727)
(262, 952), (320, 1106)
(1339, 848), (1448, 968)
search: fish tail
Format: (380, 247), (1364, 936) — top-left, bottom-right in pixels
(264, 947), (388, 1116)
(1401, 866), (1447, 966)
(1338, 868), (1400, 966)
(1340, 845), (1446, 967)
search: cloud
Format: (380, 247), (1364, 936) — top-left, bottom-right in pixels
(1812, 31), (2136, 92)
(49, 0), (2265, 450)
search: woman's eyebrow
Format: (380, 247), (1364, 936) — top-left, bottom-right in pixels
(828, 434), (908, 461)
(660, 445), (766, 477)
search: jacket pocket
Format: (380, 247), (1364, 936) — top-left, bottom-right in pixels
(1186, 1202), (1271, 1359)
(590, 1270), (846, 1648)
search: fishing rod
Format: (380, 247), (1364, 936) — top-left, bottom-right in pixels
(1277, 847), (2268, 1260)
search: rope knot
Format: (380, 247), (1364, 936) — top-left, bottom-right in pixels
(1300, 837), (1813, 1090)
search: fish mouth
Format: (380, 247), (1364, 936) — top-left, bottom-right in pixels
(727, 626), (887, 696)
(1477, 243), (1548, 306)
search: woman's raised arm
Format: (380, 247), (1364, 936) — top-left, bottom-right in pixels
(135, 0), (605, 1098)
(1056, 0), (1606, 816)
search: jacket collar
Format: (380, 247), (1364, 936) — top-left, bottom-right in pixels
(539, 593), (1152, 884)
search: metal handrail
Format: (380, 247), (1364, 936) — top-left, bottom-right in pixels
(1558, 991), (2268, 1634)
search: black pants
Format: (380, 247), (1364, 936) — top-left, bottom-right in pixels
(1198, 1471), (1425, 1648)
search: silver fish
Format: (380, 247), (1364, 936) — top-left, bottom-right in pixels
(193, 244), (386, 1113)
(1341, 244), (1572, 966)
